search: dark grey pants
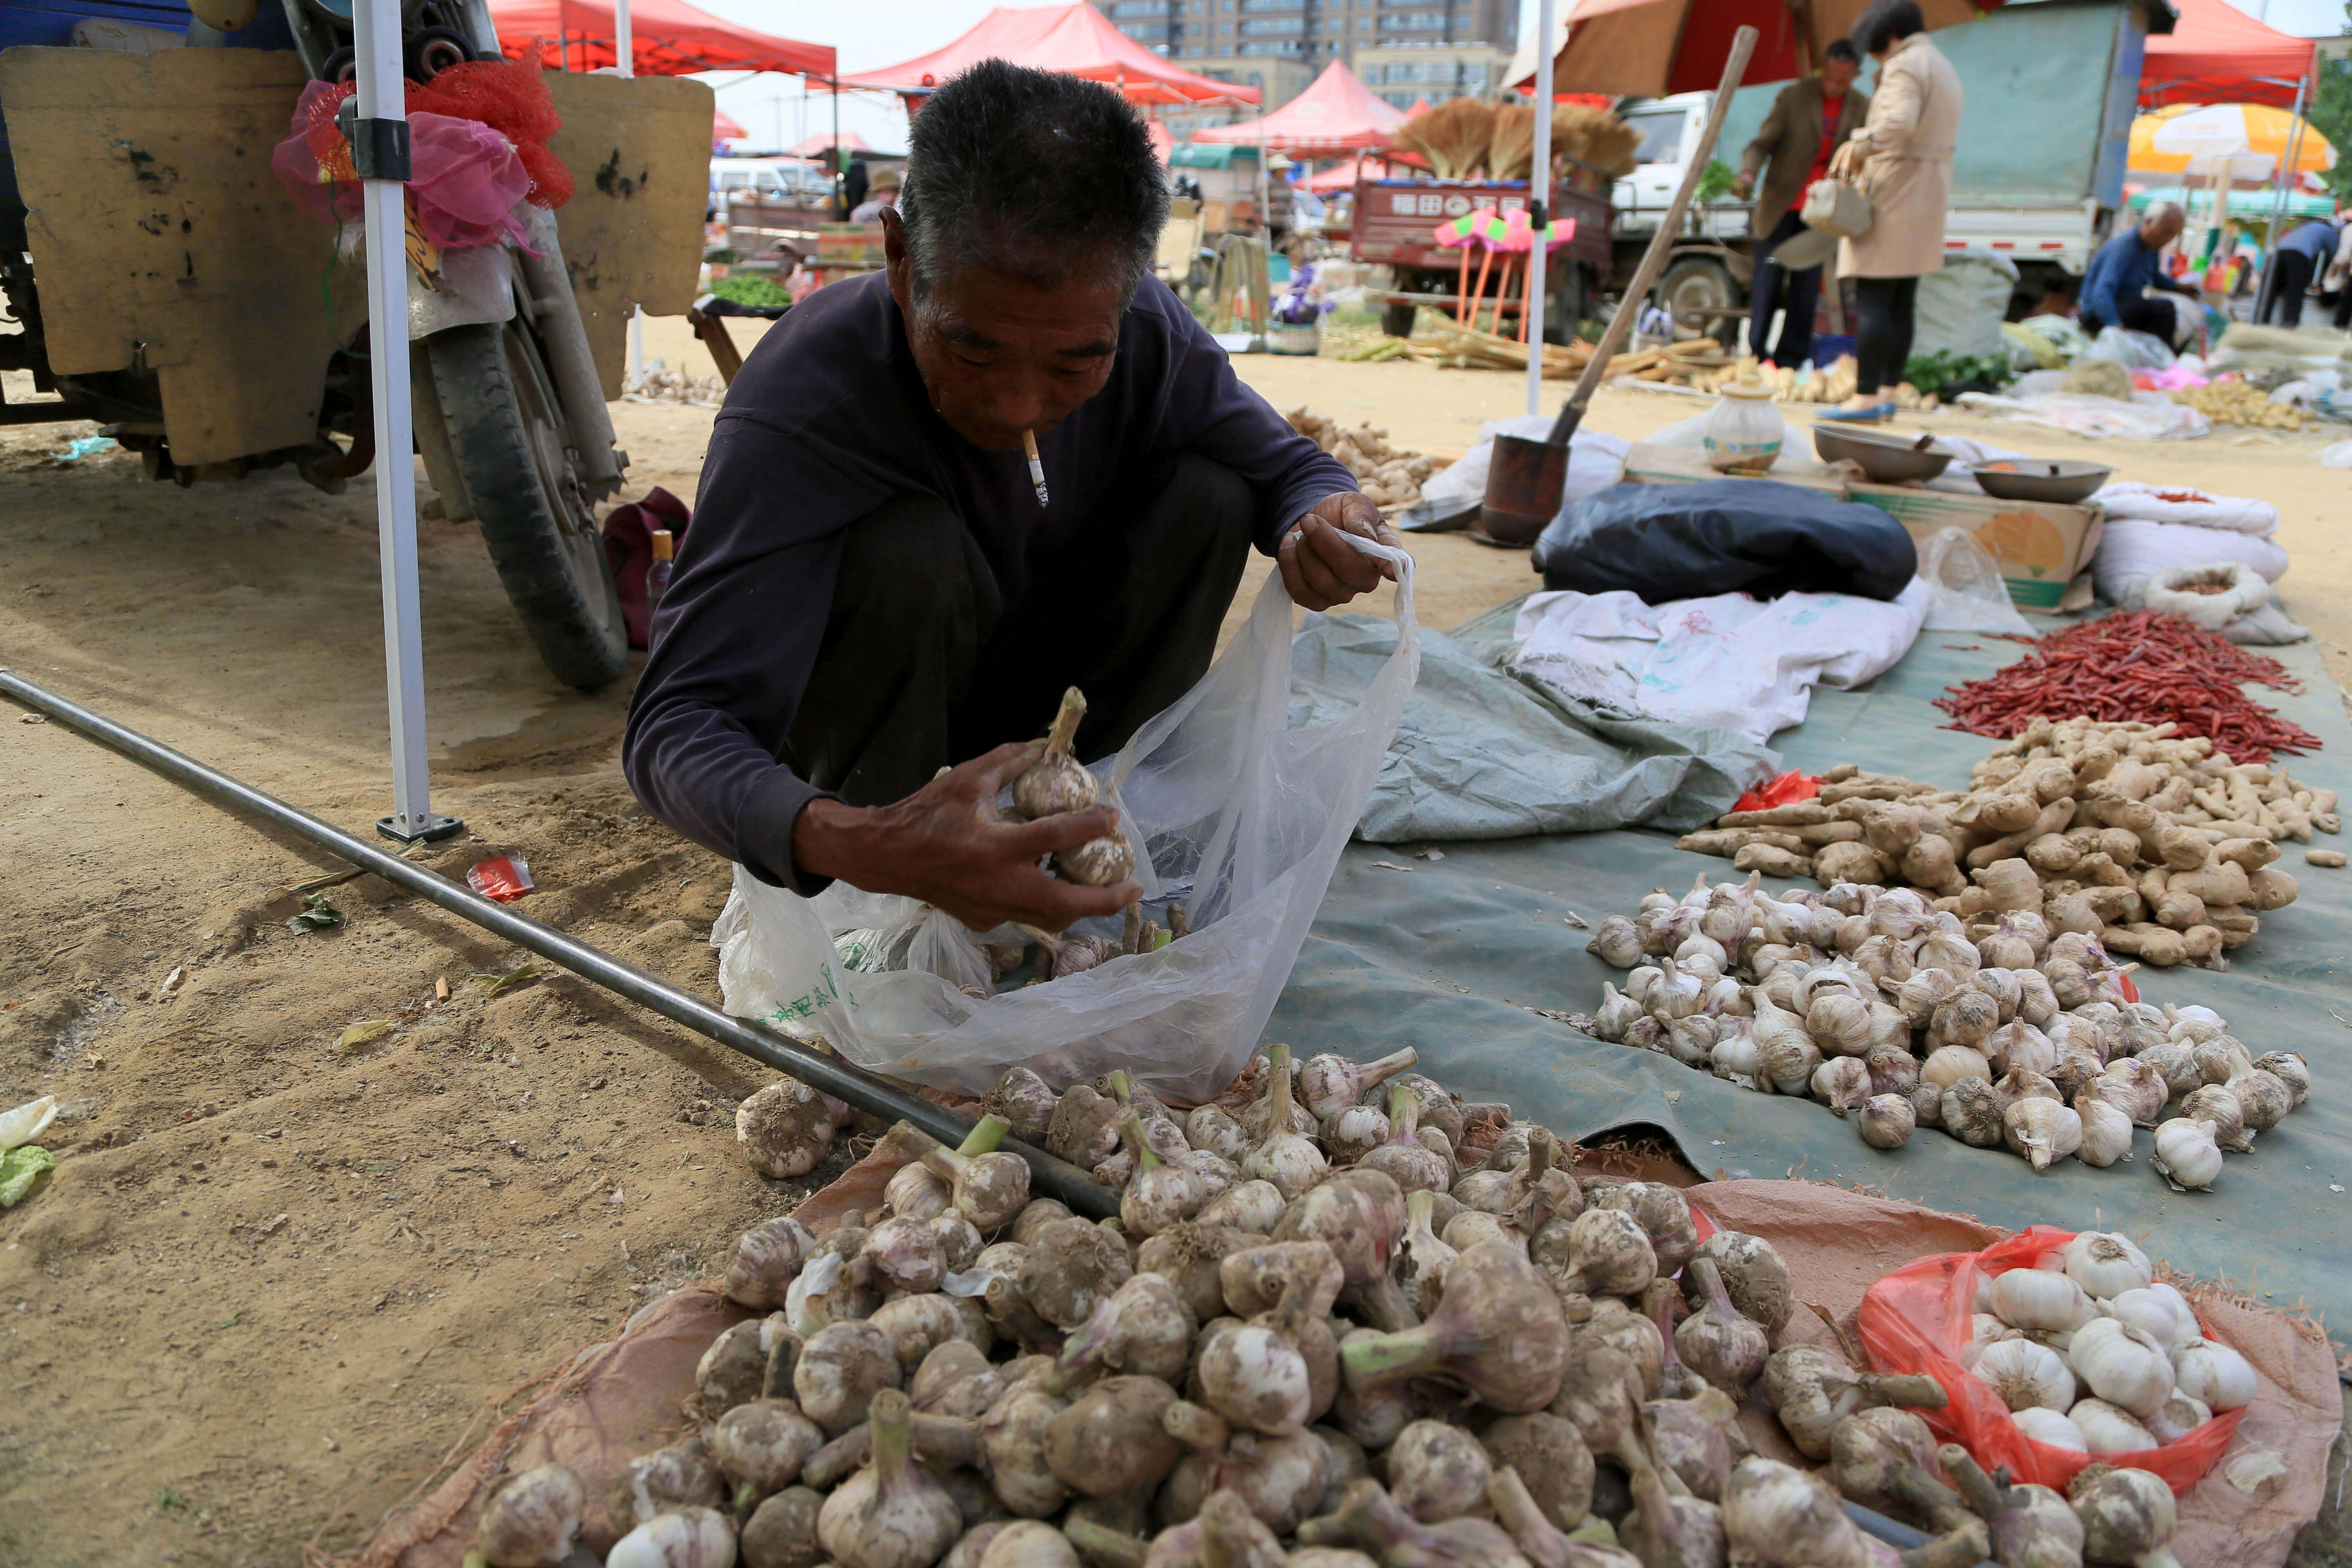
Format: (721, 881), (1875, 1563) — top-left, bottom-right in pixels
(783, 452), (1257, 808)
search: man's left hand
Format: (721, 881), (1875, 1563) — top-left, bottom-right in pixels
(1280, 493), (1405, 612)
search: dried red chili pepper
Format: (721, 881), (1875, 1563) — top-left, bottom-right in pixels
(1934, 610), (2319, 764)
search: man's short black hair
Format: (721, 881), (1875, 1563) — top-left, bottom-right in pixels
(1853, 0), (1925, 55)
(1824, 38), (1860, 64)
(898, 58), (1169, 298)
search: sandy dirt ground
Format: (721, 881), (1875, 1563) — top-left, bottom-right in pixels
(2, 311), (2349, 1567)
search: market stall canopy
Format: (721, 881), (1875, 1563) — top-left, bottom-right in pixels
(1307, 153), (1391, 190)
(2128, 182), (2336, 220)
(1192, 59), (1406, 153)
(2131, 102), (2336, 181)
(2141, 0), (2315, 110)
(1503, 0), (2011, 98)
(841, 4), (1259, 107)
(489, 0), (834, 77)
(713, 107), (747, 142)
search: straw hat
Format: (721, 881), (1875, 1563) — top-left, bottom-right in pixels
(870, 166), (904, 193)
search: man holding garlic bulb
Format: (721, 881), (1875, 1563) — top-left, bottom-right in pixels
(625, 61), (1403, 932)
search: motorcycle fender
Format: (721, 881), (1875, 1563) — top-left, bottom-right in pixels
(409, 243), (517, 338)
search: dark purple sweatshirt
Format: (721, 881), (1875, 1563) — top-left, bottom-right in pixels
(621, 270), (1357, 895)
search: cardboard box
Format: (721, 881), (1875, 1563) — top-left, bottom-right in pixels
(1617, 441), (2103, 611)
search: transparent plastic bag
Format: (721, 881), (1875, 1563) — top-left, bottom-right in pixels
(710, 540), (1420, 1100)
(2081, 325), (2177, 370)
(1915, 526), (2034, 635)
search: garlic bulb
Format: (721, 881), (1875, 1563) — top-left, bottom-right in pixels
(2010, 1408), (2086, 1452)
(2173, 1340), (2256, 1411)
(1626, 965), (1664, 1008)
(2232, 1069), (2294, 1134)
(1959, 1312), (2007, 1369)
(1984, 1020), (2054, 1078)
(2062, 1232), (2151, 1299)
(1972, 1337), (2074, 1412)
(2014, 968), (2060, 1027)
(1970, 965), (2025, 1022)
(2002, 1097), (2081, 1172)
(2067, 1398), (2157, 1454)
(1650, 958), (1703, 1020)
(2150, 1118), (2223, 1191)
(2105, 1286), (2200, 1354)
(2145, 1391), (2213, 1443)
(1940, 1076), (2006, 1149)
(608, 1508), (738, 1568)
(2068, 1319), (2174, 1418)
(476, 1463), (587, 1567)
(1013, 689), (1100, 818)
(2071, 1462), (2180, 1568)
(2074, 1094), (2133, 1169)
(1806, 992), (1873, 1057)
(2135, 1037), (2203, 1101)
(1921, 1045), (1992, 1091)
(1811, 1057), (1871, 1116)
(1587, 916), (1644, 969)
(2253, 1050), (2312, 1107)
(1988, 1267), (2092, 1333)
(1857, 1094), (1915, 1149)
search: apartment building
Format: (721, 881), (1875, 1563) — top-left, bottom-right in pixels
(1091, 0), (1519, 73)
(1355, 40), (1514, 108)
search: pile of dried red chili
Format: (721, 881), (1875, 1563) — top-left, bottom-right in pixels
(1936, 610), (2321, 763)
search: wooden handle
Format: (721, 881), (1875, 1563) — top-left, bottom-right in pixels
(1546, 25), (1760, 446)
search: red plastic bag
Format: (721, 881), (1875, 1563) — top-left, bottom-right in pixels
(1731, 771), (1820, 814)
(466, 855), (535, 903)
(1856, 1224), (2241, 1494)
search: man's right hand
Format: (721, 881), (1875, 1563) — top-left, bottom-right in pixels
(792, 742), (1141, 931)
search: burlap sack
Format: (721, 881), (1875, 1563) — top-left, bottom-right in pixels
(342, 1173), (2341, 1568)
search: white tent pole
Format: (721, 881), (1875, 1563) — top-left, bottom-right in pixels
(1523, 0), (1555, 415)
(352, 0), (452, 842)
(618, 0), (643, 384)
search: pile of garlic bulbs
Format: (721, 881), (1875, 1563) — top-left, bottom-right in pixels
(1964, 1230), (2255, 1459)
(467, 1050), (2198, 1568)
(1579, 872), (2312, 1184)
(1283, 408), (1438, 510)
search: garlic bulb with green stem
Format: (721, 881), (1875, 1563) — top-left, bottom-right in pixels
(1395, 1189), (1457, 1316)
(1935, 1446), (2081, 1568)
(2066, 1399), (2157, 1454)
(1972, 1337), (2074, 1412)
(2069, 1463), (2181, 1568)
(2150, 1118), (2222, 1191)
(1120, 1115), (1205, 1237)
(1321, 1104), (1390, 1165)
(1685, 1230), (1791, 1332)
(1339, 1239), (1572, 1414)
(1757, 1344), (1949, 1461)
(1241, 1047), (1325, 1200)
(1359, 1084), (1449, 1195)
(1296, 1049), (1419, 1121)
(1674, 1258), (1768, 1396)
(1828, 1407), (1976, 1539)
(2172, 1340), (2256, 1410)
(817, 1389), (966, 1568)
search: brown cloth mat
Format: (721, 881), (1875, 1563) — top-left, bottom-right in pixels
(330, 1169), (2343, 1568)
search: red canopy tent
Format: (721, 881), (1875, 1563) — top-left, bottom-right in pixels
(842, 4), (1258, 108)
(1307, 154), (1392, 191)
(489, 0), (834, 77)
(1508, 0), (2003, 97)
(713, 107), (747, 142)
(1194, 60), (1406, 153)
(791, 130), (873, 158)
(2140, 0), (2315, 109)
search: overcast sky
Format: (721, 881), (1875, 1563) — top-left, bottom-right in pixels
(696, 0), (2351, 154)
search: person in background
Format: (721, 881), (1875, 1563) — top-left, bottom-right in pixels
(2033, 275), (2079, 318)
(1821, 0), (1962, 423)
(2260, 210), (2350, 329)
(2079, 203), (2198, 339)
(1733, 38), (1869, 369)
(851, 166), (902, 223)
(841, 157), (870, 220)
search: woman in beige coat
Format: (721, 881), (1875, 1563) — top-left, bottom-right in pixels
(1822, 0), (1964, 421)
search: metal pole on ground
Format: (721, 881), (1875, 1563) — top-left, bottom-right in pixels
(350, 0), (458, 844)
(1523, 0), (1555, 415)
(0, 668), (1120, 1218)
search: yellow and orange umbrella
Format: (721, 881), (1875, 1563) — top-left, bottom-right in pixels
(2128, 103), (2336, 181)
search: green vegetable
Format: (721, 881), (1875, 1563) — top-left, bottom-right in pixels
(1902, 351), (2015, 398)
(710, 274), (793, 309)
(286, 892), (342, 932)
(1694, 160), (1739, 204)
(0, 1145), (54, 1207)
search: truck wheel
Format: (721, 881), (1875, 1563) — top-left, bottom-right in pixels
(427, 321), (628, 691)
(1381, 298), (1417, 339)
(1657, 257), (1737, 335)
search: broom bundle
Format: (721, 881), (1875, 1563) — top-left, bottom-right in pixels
(1554, 103), (1642, 176)
(1485, 103), (1536, 181)
(1396, 98), (1497, 179)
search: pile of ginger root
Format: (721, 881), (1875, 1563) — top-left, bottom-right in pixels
(1678, 719), (2337, 968)
(1284, 407), (1439, 510)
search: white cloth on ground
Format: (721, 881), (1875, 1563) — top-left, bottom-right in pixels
(1404, 414), (1629, 529)
(1511, 579), (1933, 743)
(2090, 481), (2279, 537)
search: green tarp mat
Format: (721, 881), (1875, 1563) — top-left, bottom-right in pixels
(1274, 605), (2352, 1350)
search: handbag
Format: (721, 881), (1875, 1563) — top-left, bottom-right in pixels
(1800, 176), (1872, 239)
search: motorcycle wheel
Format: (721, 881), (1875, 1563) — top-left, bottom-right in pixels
(427, 320), (628, 691)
